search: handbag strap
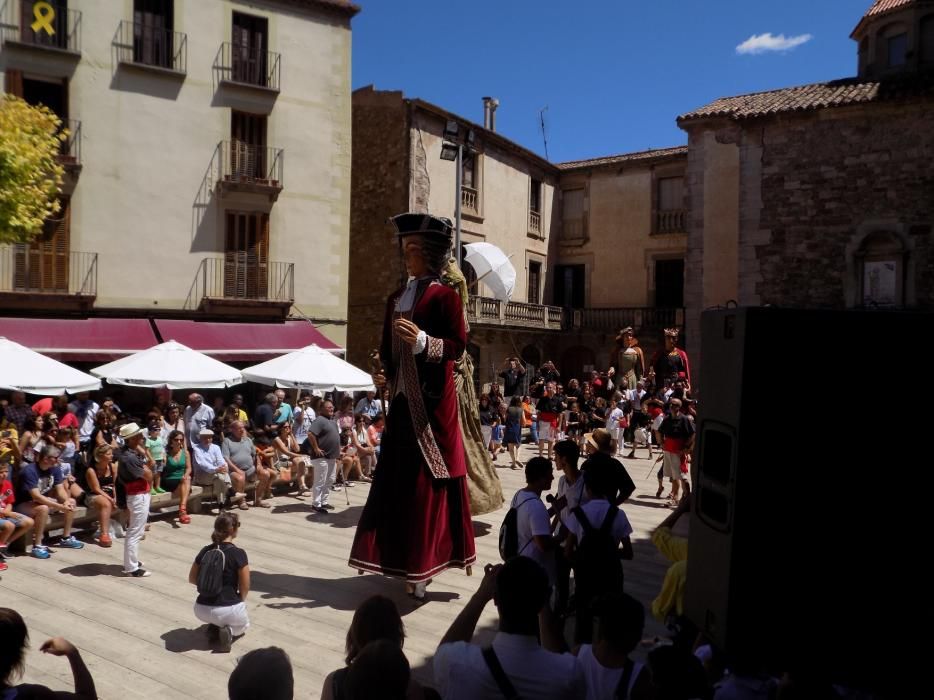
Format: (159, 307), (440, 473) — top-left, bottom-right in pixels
(614, 658), (635, 699)
(482, 646), (520, 700)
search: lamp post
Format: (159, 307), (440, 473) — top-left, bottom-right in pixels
(440, 120), (472, 268)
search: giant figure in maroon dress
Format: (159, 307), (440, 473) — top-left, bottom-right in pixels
(349, 213), (476, 595)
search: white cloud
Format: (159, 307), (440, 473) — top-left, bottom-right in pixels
(736, 32), (813, 55)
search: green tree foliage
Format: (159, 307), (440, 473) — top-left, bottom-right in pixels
(0, 94), (65, 243)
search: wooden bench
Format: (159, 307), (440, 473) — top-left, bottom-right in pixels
(6, 486), (205, 553)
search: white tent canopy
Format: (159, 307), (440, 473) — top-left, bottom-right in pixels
(90, 340), (243, 389)
(241, 344), (375, 392)
(0, 337), (102, 395)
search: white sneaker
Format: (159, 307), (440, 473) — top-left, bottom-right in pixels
(413, 581), (427, 600)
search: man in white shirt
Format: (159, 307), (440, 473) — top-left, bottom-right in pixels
(184, 394), (215, 447)
(68, 392), (99, 451)
(508, 456), (556, 584)
(434, 558), (585, 700)
(292, 393), (317, 452)
(191, 428), (243, 510)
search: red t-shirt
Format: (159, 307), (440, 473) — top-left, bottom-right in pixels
(58, 412), (79, 429)
(1, 478), (15, 510)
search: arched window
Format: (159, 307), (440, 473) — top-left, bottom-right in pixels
(920, 15), (934, 64)
(856, 232), (906, 307)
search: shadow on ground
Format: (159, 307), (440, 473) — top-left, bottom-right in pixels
(250, 570), (460, 615)
(58, 563), (126, 577)
(161, 625), (243, 654)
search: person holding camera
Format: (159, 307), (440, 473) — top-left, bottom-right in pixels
(498, 357), (526, 397)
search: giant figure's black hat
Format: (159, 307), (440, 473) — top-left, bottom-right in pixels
(389, 213), (453, 240)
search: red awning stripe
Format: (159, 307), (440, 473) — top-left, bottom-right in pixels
(152, 319), (341, 361)
(0, 318), (158, 361)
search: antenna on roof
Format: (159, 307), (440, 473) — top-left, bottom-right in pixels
(539, 106), (550, 161)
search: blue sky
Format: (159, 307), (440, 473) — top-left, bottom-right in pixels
(351, 0), (871, 163)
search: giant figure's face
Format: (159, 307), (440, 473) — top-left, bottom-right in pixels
(401, 236), (428, 278)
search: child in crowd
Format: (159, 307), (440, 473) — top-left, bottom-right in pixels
(0, 459), (35, 570)
(509, 456), (556, 585)
(145, 420), (166, 495)
(605, 399), (625, 456)
(490, 406), (505, 461)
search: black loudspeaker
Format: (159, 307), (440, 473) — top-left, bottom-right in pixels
(685, 307), (923, 690)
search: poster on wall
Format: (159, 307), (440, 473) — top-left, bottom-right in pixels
(863, 260), (897, 307)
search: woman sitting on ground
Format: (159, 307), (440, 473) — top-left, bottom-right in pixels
(82, 444), (122, 547)
(162, 429), (193, 525)
(188, 512), (250, 652)
(321, 595), (438, 700)
(0, 607), (97, 699)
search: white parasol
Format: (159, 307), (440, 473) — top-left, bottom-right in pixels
(0, 337), (101, 395)
(90, 340), (243, 389)
(241, 344), (375, 392)
(463, 242), (517, 302)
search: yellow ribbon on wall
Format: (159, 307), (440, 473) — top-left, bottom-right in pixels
(30, 1), (56, 36)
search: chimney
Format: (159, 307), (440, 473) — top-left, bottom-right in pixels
(482, 96), (500, 131)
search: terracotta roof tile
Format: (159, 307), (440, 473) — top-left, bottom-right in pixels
(556, 146), (687, 171)
(677, 74), (934, 123)
(852, 0), (923, 36)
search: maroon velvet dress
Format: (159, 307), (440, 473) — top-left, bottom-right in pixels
(349, 278), (476, 583)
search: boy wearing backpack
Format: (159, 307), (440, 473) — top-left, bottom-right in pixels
(501, 456), (557, 584)
(189, 512), (250, 652)
(564, 460), (634, 644)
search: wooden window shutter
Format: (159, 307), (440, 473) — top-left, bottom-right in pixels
(5, 70), (24, 97)
(14, 200), (69, 291)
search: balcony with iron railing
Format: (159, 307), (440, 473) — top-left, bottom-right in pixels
(461, 185), (478, 213)
(654, 208), (687, 235)
(0, 246), (97, 309)
(213, 42), (281, 93)
(466, 295), (564, 331)
(0, 0), (80, 54)
(184, 257), (294, 316)
(112, 19), (187, 75)
(212, 140), (284, 201)
(528, 210), (542, 237)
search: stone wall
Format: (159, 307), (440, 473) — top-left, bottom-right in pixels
(347, 88), (410, 368)
(747, 99), (934, 309)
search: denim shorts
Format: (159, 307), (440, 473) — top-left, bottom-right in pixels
(0, 512), (28, 527)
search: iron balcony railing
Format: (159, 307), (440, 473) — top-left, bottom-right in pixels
(214, 41), (281, 90)
(218, 140), (284, 186)
(184, 257), (294, 310)
(571, 306), (685, 332)
(466, 295), (564, 331)
(654, 209), (686, 235)
(0, 0), (81, 52)
(57, 119), (80, 165)
(112, 19), (187, 73)
(529, 210), (542, 235)
(0, 246), (97, 296)
(461, 185), (478, 212)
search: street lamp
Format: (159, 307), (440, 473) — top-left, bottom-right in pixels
(439, 120), (473, 267)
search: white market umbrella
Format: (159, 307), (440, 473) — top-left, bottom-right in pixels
(241, 344), (375, 392)
(90, 340), (243, 389)
(463, 242), (516, 302)
(0, 337), (102, 395)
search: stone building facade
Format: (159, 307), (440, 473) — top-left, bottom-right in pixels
(349, 87), (563, 380)
(1, 0), (355, 357)
(678, 0), (934, 388)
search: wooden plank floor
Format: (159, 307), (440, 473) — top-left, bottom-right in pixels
(7, 444), (679, 699)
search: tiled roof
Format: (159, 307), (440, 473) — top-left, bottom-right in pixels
(852, 0), (921, 36)
(556, 146), (687, 171)
(678, 74), (934, 123)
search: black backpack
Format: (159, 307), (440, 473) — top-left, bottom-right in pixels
(571, 504), (624, 600)
(197, 544), (227, 597)
(499, 494), (539, 561)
